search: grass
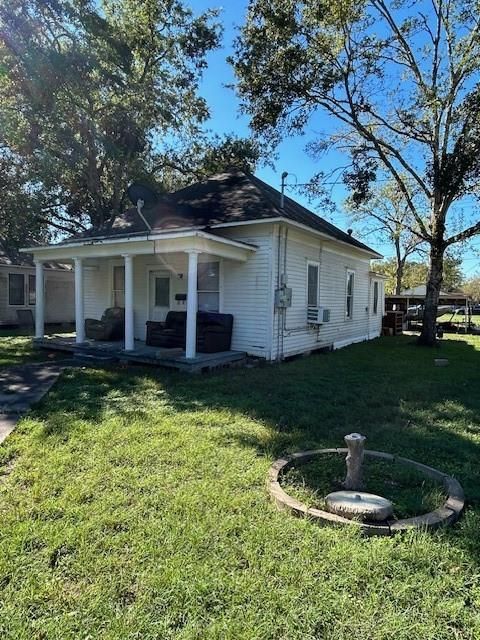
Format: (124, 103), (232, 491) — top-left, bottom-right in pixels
(0, 334), (480, 639)
(437, 313), (480, 326)
(282, 454), (447, 519)
(0, 329), (68, 367)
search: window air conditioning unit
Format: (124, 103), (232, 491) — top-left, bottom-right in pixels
(307, 306), (331, 324)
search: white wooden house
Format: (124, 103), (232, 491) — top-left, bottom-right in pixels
(0, 240), (74, 327)
(22, 171), (385, 360)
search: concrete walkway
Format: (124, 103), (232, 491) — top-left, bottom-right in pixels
(0, 361), (72, 444)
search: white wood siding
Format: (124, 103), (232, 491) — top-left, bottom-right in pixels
(77, 222), (381, 360)
(271, 228), (382, 359)
(0, 266), (74, 326)
(218, 224), (273, 358)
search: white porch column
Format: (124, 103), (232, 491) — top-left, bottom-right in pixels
(74, 257), (85, 344)
(123, 254), (134, 351)
(185, 250), (200, 359)
(34, 260), (45, 339)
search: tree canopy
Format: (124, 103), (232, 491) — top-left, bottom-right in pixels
(232, 0), (480, 344)
(374, 255), (464, 295)
(346, 180), (426, 294)
(463, 276), (480, 302)
(0, 0), (257, 241)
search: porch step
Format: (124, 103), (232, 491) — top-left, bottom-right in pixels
(73, 351), (117, 363)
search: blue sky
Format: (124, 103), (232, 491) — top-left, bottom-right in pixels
(189, 0), (480, 273)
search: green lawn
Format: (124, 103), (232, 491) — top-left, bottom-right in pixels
(437, 313), (480, 326)
(0, 330), (66, 367)
(1, 335), (480, 639)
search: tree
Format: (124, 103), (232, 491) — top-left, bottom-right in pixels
(156, 134), (261, 192)
(374, 255), (464, 294)
(463, 275), (480, 302)
(0, 148), (53, 246)
(0, 0), (220, 233)
(346, 180), (425, 294)
(232, 0), (480, 345)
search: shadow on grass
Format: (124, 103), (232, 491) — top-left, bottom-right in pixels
(30, 335), (480, 557)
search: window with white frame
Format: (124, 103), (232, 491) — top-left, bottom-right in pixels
(8, 273), (25, 306)
(373, 281), (379, 314)
(28, 274), (36, 305)
(112, 265), (125, 307)
(197, 261), (219, 312)
(346, 270), (355, 319)
(307, 262), (319, 307)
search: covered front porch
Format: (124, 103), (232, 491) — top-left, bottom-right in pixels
(34, 334), (247, 373)
(26, 229), (256, 365)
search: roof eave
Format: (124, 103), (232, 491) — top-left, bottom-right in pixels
(210, 217), (382, 259)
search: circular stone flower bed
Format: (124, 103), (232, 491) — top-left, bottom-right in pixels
(267, 449), (465, 536)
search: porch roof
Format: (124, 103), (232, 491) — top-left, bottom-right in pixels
(20, 229), (257, 263)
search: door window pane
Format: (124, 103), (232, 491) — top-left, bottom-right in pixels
(307, 263), (319, 307)
(28, 274), (36, 305)
(9, 273), (25, 305)
(155, 277), (170, 307)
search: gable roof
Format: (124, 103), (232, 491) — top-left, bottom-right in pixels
(0, 238), (71, 270)
(41, 171), (381, 257)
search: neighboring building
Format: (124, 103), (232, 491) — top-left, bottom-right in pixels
(22, 171), (385, 360)
(0, 239), (75, 327)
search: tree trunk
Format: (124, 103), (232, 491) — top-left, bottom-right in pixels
(418, 242), (444, 346)
(395, 261), (405, 295)
(394, 238), (403, 295)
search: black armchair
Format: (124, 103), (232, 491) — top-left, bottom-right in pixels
(85, 307), (125, 341)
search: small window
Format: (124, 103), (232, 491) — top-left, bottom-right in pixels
(154, 276), (170, 307)
(28, 274), (36, 305)
(197, 261), (219, 312)
(373, 281), (379, 315)
(9, 273), (25, 306)
(307, 262), (319, 307)
(346, 270), (355, 319)
(113, 266), (125, 307)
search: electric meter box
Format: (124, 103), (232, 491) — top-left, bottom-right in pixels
(275, 287), (292, 308)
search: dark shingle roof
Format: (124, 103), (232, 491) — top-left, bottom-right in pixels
(58, 171), (380, 256)
(0, 238), (71, 270)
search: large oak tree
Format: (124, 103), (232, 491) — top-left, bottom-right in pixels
(0, 0), (221, 234)
(232, 0), (480, 345)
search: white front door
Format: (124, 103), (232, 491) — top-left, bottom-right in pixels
(149, 271), (171, 321)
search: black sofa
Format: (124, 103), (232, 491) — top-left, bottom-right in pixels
(85, 307), (125, 341)
(146, 311), (233, 353)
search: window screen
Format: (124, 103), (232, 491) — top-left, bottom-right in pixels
(346, 271), (354, 318)
(307, 263), (319, 307)
(28, 274), (36, 305)
(113, 266), (125, 307)
(373, 281), (379, 314)
(197, 262), (219, 312)
(9, 273), (25, 306)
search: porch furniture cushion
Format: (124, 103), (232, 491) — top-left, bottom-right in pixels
(196, 312), (233, 353)
(145, 311), (233, 353)
(146, 311), (186, 348)
(85, 307), (125, 341)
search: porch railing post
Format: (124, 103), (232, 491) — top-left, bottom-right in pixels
(74, 256), (85, 344)
(186, 250), (200, 359)
(123, 254), (134, 351)
(34, 260), (45, 339)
